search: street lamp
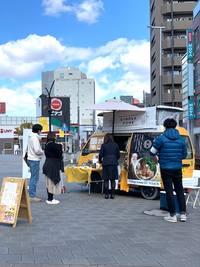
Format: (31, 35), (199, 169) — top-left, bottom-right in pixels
(39, 80), (55, 132)
(147, 25), (165, 105)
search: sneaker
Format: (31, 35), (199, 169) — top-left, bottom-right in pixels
(164, 215), (177, 223)
(46, 199), (60, 204)
(180, 214), (187, 222)
(29, 196), (42, 202)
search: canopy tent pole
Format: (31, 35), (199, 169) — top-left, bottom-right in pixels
(112, 110), (115, 134)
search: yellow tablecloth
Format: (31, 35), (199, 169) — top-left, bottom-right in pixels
(120, 170), (130, 192)
(64, 166), (102, 184)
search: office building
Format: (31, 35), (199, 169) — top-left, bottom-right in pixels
(42, 67), (95, 126)
(193, 1), (200, 154)
(120, 96), (133, 104)
(143, 91), (152, 107)
(149, 0), (197, 108)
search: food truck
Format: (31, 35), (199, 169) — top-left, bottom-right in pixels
(76, 106), (194, 200)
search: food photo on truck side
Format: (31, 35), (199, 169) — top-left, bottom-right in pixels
(76, 106), (195, 200)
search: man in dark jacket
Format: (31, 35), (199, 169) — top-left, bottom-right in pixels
(149, 118), (187, 223)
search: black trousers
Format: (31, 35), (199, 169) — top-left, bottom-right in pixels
(161, 169), (186, 216)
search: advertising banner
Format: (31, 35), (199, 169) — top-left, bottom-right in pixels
(0, 126), (15, 138)
(36, 97), (70, 129)
(187, 29), (193, 60)
(127, 133), (161, 187)
(0, 102), (6, 114)
(39, 118), (49, 131)
(188, 100), (194, 120)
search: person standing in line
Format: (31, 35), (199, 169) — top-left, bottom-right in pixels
(43, 132), (64, 204)
(27, 124), (44, 202)
(149, 118), (187, 223)
(99, 133), (120, 199)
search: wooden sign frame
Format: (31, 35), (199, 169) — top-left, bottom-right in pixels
(0, 177), (32, 227)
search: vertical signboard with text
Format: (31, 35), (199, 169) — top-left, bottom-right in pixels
(188, 100), (194, 120)
(187, 29), (193, 60)
(36, 97), (70, 130)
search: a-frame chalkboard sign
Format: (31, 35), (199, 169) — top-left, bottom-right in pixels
(0, 177), (32, 227)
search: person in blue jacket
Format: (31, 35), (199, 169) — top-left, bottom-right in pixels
(99, 133), (120, 199)
(149, 118), (187, 223)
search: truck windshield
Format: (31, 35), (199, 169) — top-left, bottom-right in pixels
(181, 135), (193, 159)
(82, 136), (104, 156)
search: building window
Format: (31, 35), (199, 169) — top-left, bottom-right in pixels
(195, 27), (200, 54)
(195, 60), (200, 86)
(82, 82), (84, 84)
(196, 94), (200, 118)
(69, 73), (73, 75)
(60, 73), (64, 78)
(167, 71), (180, 75)
(4, 142), (12, 150)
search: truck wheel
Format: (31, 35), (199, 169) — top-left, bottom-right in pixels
(90, 172), (102, 193)
(140, 186), (160, 200)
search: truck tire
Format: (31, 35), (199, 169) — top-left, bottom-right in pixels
(140, 186), (160, 200)
(90, 172), (102, 193)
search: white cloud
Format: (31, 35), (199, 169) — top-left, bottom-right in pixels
(0, 34), (150, 115)
(42, 0), (104, 24)
(42, 0), (72, 17)
(0, 81), (41, 116)
(99, 75), (109, 84)
(0, 34), (65, 79)
(75, 0), (104, 24)
(120, 40), (150, 80)
(87, 56), (119, 75)
(95, 81), (110, 100)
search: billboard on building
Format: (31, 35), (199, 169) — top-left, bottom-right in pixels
(187, 63), (194, 96)
(0, 102), (6, 114)
(133, 98), (140, 104)
(187, 29), (193, 59)
(36, 97), (70, 129)
(188, 100), (194, 120)
(0, 126), (15, 138)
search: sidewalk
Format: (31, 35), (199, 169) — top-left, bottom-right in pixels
(0, 155), (200, 267)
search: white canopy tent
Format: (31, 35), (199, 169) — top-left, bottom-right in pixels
(82, 98), (146, 133)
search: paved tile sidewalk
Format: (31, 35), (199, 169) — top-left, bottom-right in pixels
(0, 155), (200, 267)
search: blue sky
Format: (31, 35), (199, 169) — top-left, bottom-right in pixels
(0, 0), (150, 116)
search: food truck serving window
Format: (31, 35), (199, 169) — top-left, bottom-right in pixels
(82, 136), (104, 156)
(181, 135), (193, 159)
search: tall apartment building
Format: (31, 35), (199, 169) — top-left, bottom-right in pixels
(42, 67), (95, 126)
(149, 0), (198, 108)
(193, 1), (200, 154)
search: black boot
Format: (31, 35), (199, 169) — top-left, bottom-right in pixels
(110, 182), (115, 199)
(105, 195), (109, 199)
